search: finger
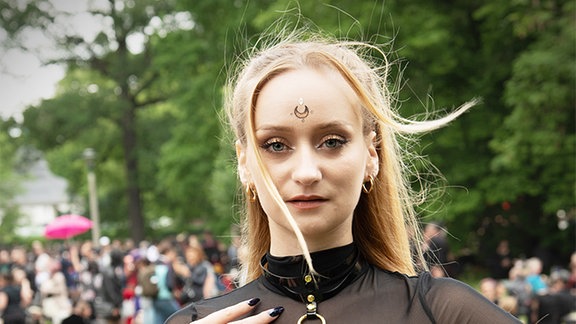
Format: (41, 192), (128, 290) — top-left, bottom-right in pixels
(229, 307), (285, 324)
(195, 298), (261, 323)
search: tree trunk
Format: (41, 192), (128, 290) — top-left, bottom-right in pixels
(122, 106), (145, 243)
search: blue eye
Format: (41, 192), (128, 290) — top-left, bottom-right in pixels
(322, 137), (347, 149)
(270, 142), (285, 152)
(261, 139), (288, 152)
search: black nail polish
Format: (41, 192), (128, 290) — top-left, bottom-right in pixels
(269, 306), (285, 317)
(248, 298), (260, 306)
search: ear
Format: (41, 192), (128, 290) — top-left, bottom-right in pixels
(365, 131), (379, 179)
(235, 140), (250, 185)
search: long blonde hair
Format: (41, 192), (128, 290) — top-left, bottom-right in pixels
(225, 32), (474, 283)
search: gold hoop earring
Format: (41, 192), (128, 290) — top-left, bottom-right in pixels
(362, 176), (374, 194)
(246, 185), (257, 202)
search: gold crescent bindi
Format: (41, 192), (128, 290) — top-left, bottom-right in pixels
(293, 97), (310, 122)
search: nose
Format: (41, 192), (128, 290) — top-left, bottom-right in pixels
(291, 148), (322, 185)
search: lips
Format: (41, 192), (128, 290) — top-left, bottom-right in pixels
(286, 195), (327, 210)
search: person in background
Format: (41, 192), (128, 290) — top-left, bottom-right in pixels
(40, 256), (72, 324)
(479, 277), (518, 316)
(0, 270), (29, 324)
(10, 246), (38, 295)
(568, 251), (576, 291)
(152, 240), (180, 324)
(503, 260), (532, 321)
(174, 245), (216, 306)
(96, 249), (125, 323)
(531, 268), (576, 324)
(62, 300), (93, 324)
(422, 221), (451, 278)
(10, 245), (40, 322)
(71, 243), (100, 324)
(488, 240), (514, 280)
(480, 277), (500, 305)
(11, 267), (33, 309)
(60, 247), (80, 303)
(136, 251), (157, 324)
(121, 251), (140, 324)
(526, 257), (548, 295)
(33, 241), (52, 299)
(201, 231), (222, 266)
(0, 249), (11, 274)
(167, 28), (521, 323)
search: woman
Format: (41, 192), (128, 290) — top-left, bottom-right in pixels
(121, 252), (140, 324)
(167, 33), (521, 323)
(40, 256), (72, 324)
(0, 271), (29, 324)
(184, 245), (220, 304)
(95, 249), (125, 323)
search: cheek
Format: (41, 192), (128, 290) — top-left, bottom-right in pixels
(245, 150), (287, 188)
(243, 148), (261, 181)
(245, 157), (278, 210)
(338, 148), (370, 182)
(332, 161), (364, 200)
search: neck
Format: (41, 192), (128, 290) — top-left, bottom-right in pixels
(269, 237), (353, 256)
(268, 223), (353, 256)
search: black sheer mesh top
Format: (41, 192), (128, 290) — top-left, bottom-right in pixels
(166, 244), (521, 324)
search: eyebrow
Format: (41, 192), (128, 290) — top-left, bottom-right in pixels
(255, 120), (355, 133)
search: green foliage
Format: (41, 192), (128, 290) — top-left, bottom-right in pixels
(477, 0), (575, 261)
(0, 1), (53, 40)
(3, 0), (573, 265)
(0, 119), (25, 243)
(10, 0), (187, 243)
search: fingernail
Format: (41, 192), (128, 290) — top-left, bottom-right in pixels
(247, 298), (260, 306)
(269, 306), (284, 317)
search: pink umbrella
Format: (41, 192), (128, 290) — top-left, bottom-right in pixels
(44, 214), (93, 240)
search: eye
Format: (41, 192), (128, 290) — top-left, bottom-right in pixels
(320, 136), (347, 149)
(261, 138), (290, 153)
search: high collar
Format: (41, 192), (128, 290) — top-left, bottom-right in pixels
(266, 243), (356, 277)
(260, 243), (367, 303)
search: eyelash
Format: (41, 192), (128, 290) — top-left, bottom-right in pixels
(322, 136), (348, 149)
(261, 139), (289, 152)
(260, 136), (348, 153)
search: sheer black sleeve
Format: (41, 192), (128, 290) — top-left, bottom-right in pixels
(425, 276), (522, 323)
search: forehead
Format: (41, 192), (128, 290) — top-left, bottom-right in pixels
(254, 68), (361, 126)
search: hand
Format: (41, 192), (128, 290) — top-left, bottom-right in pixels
(192, 298), (284, 324)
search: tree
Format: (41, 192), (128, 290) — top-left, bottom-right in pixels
(246, 0), (575, 264)
(150, 0), (273, 234)
(4, 0), (572, 264)
(387, 0), (575, 264)
(486, 0), (575, 260)
(0, 118), (25, 243)
(5, 0), (186, 243)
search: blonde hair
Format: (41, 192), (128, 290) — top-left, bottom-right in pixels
(225, 31), (475, 283)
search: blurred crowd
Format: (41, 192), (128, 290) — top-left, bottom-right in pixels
(0, 231), (241, 324)
(0, 232), (574, 324)
(477, 240), (576, 324)
(421, 224), (576, 324)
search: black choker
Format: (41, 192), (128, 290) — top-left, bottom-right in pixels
(260, 243), (367, 304)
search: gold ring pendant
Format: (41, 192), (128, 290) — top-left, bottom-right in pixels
(297, 313), (326, 324)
